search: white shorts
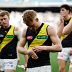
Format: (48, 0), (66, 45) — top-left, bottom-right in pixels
(26, 65), (51, 72)
(57, 48), (72, 62)
(0, 59), (17, 71)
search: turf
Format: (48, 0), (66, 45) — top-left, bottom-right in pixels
(15, 52), (70, 72)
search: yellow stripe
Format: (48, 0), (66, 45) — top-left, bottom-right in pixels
(61, 18), (72, 42)
(27, 24), (48, 60)
(0, 26), (15, 52)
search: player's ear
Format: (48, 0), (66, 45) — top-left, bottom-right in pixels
(9, 17), (10, 20)
(36, 18), (38, 22)
(67, 10), (69, 14)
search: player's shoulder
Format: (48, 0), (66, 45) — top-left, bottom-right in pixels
(13, 26), (21, 36)
(14, 27), (19, 31)
(23, 26), (28, 32)
(22, 26), (28, 37)
(47, 25), (56, 35)
(47, 25), (54, 31)
(13, 26), (19, 31)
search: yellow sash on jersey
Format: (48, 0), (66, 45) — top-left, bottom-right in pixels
(27, 24), (48, 60)
(61, 18), (72, 42)
(0, 26), (15, 52)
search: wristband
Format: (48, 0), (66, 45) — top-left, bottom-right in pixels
(26, 49), (32, 55)
(26, 50), (29, 55)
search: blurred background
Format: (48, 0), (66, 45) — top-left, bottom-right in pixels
(0, 0), (72, 72)
(0, 0), (72, 32)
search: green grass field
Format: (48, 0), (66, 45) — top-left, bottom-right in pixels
(15, 52), (70, 72)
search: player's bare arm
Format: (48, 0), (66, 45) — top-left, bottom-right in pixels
(63, 21), (72, 35)
(14, 27), (28, 69)
(62, 22), (72, 56)
(18, 27), (38, 59)
(24, 45), (28, 70)
(32, 26), (62, 53)
(14, 27), (22, 63)
(14, 27), (22, 41)
(24, 54), (28, 70)
(47, 26), (62, 52)
(18, 27), (29, 54)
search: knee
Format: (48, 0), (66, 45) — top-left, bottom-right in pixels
(59, 66), (65, 72)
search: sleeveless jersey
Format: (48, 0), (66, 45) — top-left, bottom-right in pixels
(26, 23), (52, 68)
(61, 17), (72, 47)
(0, 25), (18, 59)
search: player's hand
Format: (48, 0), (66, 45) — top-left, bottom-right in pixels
(32, 46), (42, 53)
(69, 49), (72, 56)
(17, 56), (20, 63)
(28, 49), (38, 59)
(60, 13), (64, 24)
(18, 65), (25, 70)
(24, 63), (27, 70)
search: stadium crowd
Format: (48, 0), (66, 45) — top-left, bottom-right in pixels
(9, 11), (63, 32)
(0, 4), (72, 72)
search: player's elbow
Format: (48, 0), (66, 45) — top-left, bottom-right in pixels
(58, 44), (62, 52)
(18, 46), (27, 55)
(18, 46), (21, 53)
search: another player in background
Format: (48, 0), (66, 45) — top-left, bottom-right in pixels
(61, 20), (72, 72)
(57, 4), (72, 72)
(0, 10), (21, 72)
(0, 10), (3, 26)
(0, 10), (3, 72)
(18, 10), (62, 72)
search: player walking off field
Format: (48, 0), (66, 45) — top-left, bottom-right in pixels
(18, 10), (62, 72)
(0, 10), (21, 72)
(57, 4), (72, 72)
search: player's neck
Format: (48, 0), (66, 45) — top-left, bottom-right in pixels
(35, 22), (42, 31)
(64, 15), (70, 21)
(4, 24), (10, 29)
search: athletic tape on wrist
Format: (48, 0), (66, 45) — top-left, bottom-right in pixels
(27, 49), (32, 55)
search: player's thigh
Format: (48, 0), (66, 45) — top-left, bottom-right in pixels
(58, 59), (67, 68)
(69, 67), (72, 72)
(4, 69), (14, 72)
(69, 55), (72, 72)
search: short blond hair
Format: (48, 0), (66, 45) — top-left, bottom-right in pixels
(22, 10), (36, 25)
(0, 10), (10, 17)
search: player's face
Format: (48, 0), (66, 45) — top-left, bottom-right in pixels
(27, 16), (38, 31)
(60, 8), (68, 17)
(0, 15), (10, 28)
